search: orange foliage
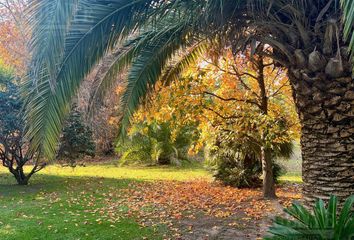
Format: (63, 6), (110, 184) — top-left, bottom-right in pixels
(133, 49), (300, 154)
(0, 0), (28, 73)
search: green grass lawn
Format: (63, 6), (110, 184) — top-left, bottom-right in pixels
(0, 165), (210, 240)
(0, 163), (301, 240)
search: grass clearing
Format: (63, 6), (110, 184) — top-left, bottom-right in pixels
(0, 164), (211, 240)
(0, 163), (301, 239)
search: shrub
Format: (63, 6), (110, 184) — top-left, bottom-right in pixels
(116, 121), (195, 166)
(57, 106), (95, 166)
(212, 154), (262, 188)
(265, 195), (354, 240)
(205, 130), (291, 188)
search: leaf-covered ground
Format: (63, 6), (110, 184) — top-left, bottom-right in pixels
(0, 164), (302, 239)
(121, 181), (301, 239)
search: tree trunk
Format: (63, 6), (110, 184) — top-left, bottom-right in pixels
(289, 71), (354, 205)
(261, 146), (276, 199)
(157, 157), (170, 165)
(12, 167), (29, 185)
(15, 176), (29, 186)
(257, 55), (277, 198)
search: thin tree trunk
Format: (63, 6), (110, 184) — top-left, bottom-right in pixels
(289, 71), (354, 205)
(257, 55), (277, 198)
(261, 146), (276, 198)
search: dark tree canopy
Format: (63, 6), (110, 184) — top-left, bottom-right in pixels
(0, 70), (45, 185)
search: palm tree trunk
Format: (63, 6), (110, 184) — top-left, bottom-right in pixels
(288, 71), (354, 205)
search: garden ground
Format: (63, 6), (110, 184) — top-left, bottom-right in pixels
(0, 163), (302, 240)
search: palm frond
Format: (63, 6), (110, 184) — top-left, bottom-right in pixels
(341, 0), (354, 71)
(118, 20), (194, 137)
(88, 31), (163, 114)
(161, 41), (207, 86)
(24, 0), (155, 159)
(27, 0), (77, 88)
(24, 0), (353, 160)
(23, 0), (248, 159)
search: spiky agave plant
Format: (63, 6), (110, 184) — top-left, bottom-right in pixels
(265, 195), (354, 240)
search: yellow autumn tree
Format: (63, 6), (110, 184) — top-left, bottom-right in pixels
(131, 47), (299, 197)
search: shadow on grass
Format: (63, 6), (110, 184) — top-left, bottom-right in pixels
(0, 172), (164, 240)
(0, 172), (138, 197)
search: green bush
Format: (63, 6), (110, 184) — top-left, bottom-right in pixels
(57, 106), (96, 166)
(116, 121), (196, 166)
(265, 195), (354, 240)
(212, 155), (262, 188)
(205, 130), (291, 188)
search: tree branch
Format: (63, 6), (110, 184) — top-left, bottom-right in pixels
(203, 105), (241, 120)
(203, 91), (262, 108)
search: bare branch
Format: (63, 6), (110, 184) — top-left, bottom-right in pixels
(203, 91), (261, 108)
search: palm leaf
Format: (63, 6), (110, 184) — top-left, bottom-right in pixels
(285, 202), (317, 228)
(269, 216), (315, 236)
(26, 0), (77, 88)
(327, 195), (337, 228)
(341, 0), (354, 71)
(266, 223), (307, 239)
(24, 0), (155, 159)
(313, 199), (329, 238)
(160, 41), (207, 86)
(118, 20), (194, 137)
(24, 0), (353, 160)
(88, 30), (167, 114)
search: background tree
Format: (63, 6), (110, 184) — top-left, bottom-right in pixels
(0, 67), (45, 185)
(0, 0), (28, 73)
(77, 48), (124, 156)
(134, 49), (298, 197)
(57, 106), (96, 167)
(24, 0), (354, 204)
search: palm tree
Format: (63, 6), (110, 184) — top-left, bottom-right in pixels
(24, 0), (353, 203)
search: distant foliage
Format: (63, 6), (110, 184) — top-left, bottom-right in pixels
(57, 107), (95, 166)
(265, 195), (354, 240)
(116, 121), (196, 166)
(76, 64), (122, 156)
(0, 0), (28, 73)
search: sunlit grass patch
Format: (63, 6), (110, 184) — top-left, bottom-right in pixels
(279, 173), (302, 183)
(39, 164), (212, 181)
